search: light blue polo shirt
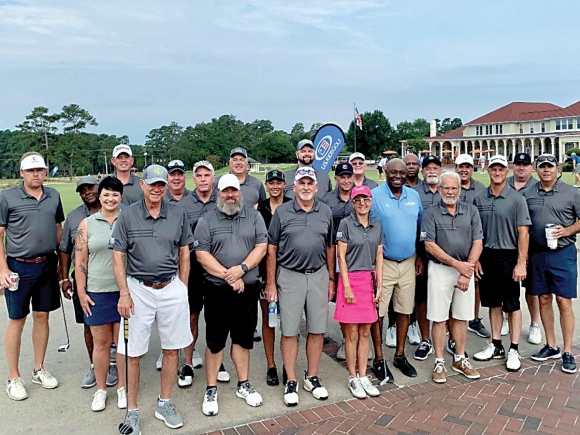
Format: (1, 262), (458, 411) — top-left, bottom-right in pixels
(371, 183), (422, 261)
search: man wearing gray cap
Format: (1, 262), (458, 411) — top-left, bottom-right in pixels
(349, 153), (378, 189)
(1, 152), (64, 401)
(59, 176), (118, 389)
(284, 139), (333, 199)
(112, 164), (193, 433)
(111, 144), (143, 205)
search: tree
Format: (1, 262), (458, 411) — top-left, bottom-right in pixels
(59, 104), (98, 178)
(144, 122), (184, 164)
(396, 118), (430, 141)
(345, 110), (396, 158)
(405, 138), (430, 155)
(16, 106), (61, 170)
(435, 118), (463, 135)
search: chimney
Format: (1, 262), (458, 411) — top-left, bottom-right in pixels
(430, 120), (437, 137)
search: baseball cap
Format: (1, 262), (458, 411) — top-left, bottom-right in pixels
(142, 164), (168, 184)
(513, 153), (532, 165)
(488, 155), (509, 168)
(536, 153), (558, 167)
(350, 185), (372, 199)
(348, 152), (365, 163)
(112, 145), (132, 158)
(455, 154), (474, 166)
(20, 154), (48, 171)
(335, 162), (354, 176)
(166, 159), (186, 174)
(76, 176), (98, 192)
(422, 155), (442, 169)
(294, 167), (317, 183)
(193, 160), (215, 173)
(265, 169), (285, 182)
(230, 147), (248, 158)
(297, 139), (314, 150)
(218, 173), (240, 191)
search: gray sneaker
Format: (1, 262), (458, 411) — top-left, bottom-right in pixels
(81, 365), (96, 389)
(155, 399), (184, 429)
(106, 364), (118, 387)
(119, 410), (140, 435)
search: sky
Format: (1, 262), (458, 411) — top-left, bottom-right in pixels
(1, 0), (580, 144)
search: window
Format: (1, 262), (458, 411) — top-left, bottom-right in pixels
(541, 122), (546, 133)
(577, 118), (580, 130)
(485, 125), (490, 135)
(499, 124), (502, 134)
(530, 122), (534, 134)
(475, 126), (482, 135)
(519, 123), (523, 134)
(568, 118), (573, 129)
(556, 120), (561, 130)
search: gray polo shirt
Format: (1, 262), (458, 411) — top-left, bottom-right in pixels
(194, 206), (267, 285)
(165, 189), (217, 234)
(413, 181), (441, 209)
(322, 188), (354, 234)
(0, 183), (64, 257)
(358, 177), (379, 190)
(523, 180), (580, 249)
(114, 173), (144, 206)
(473, 185), (531, 250)
(283, 166), (333, 199)
(269, 199), (334, 271)
(111, 199), (192, 282)
(507, 176), (535, 194)
(214, 174), (266, 208)
(460, 178), (486, 204)
(59, 203), (91, 264)
(336, 213), (383, 271)
(422, 201), (483, 263)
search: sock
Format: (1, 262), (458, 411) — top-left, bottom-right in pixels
(435, 358), (445, 364)
(510, 343), (519, 351)
(237, 380), (248, 387)
(492, 339), (503, 349)
(128, 408), (139, 414)
(158, 396), (170, 406)
(206, 385), (217, 391)
(453, 353), (463, 362)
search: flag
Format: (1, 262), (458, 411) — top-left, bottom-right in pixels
(355, 107), (363, 130)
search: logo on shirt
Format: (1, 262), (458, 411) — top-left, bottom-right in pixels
(336, 231), (343, 238)
(108, 237), (115, 249)
(193, 240), (199, 247)
(405, 202), (416, 206)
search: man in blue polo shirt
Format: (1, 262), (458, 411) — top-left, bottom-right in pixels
(371, 158), (423, 378)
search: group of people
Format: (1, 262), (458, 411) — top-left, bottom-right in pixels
(2, 142), (578, 434)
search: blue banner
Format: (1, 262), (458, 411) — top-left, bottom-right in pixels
(312, 123), (347, 174)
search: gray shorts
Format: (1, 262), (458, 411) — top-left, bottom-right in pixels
(277, 266), (329, 336)
(575, 165), (580, 174)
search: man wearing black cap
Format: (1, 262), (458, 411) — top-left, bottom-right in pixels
(284, 139), (333, 200)
(215, 147), (265, 209)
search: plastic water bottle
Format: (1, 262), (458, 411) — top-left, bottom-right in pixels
(268, 302), (277, 328)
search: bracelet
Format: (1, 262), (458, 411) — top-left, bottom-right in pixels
(120, 293), (131, 297)
(59, 278), (71, 284)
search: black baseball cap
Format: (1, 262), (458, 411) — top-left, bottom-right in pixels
(230, 147), (248, 158)
(422, 155), (442, 169)
(335, 162), (354, 176)
(513, 153), (532, 165)
(266, 169), (285, 182)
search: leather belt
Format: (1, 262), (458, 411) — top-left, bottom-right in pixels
(295, 267), (321, 275)
(384, 257), (410, 263)
(14, 256), (48, 264)
(142, 279), (173, 289)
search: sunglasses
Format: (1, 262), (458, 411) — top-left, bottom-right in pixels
(167, 159), (185, 168)
(296, 168), (316, 176)
(352, 197), (372, 205)
(351, 161), (365, 166)
(537, 155), (557, 165)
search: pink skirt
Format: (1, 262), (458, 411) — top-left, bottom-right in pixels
(334, 271), (378, 324)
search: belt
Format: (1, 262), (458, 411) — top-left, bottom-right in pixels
(131, 276), (175, 289)
(384, 257), (410, 263)
(294, 267), (322, 275)
(14, 256), (48, 264)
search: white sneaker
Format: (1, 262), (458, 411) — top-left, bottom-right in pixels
(347, 376), (366, 399)
(528, 324), (542, 345)
(474, 343), (505, 361)
(156, 351), (163, 371)
(283, 380), (299, 407)
(202, 387), (218, 416)
(192, 349), (203, 369)
(336, 340), (346, 361)
(217, 364), (230, 383)
(385, 325), (396, 348)
(506, 349), (521, 372)
(91, 389), (107, 412)
(501, 317), (509, 336)
(303, 373), (328, 400)
(236, 381), (263, 407)
(407, 322), (421, 345)
(32, 367), (59, 389)
(117, 387), (127, 409)
(359, 375), (380, 397)
(6, 377), (28, 401)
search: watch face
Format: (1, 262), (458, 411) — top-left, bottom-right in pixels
(241, 263), (248, 272)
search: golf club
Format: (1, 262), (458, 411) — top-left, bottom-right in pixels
(119, 318), (133, 434)
(57, 292), (70, 352)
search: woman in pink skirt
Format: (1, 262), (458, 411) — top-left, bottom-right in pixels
(334, 185), (384, 399)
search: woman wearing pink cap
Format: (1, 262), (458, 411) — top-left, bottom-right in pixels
(334, 185), (384, 399)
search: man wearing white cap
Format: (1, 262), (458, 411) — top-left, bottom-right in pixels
(349, 153), (378, 189)
(111, 145), (143, 205)
(0, 152), (64, 401)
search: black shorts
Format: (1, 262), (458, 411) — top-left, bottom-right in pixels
(414, 265), (428, 304)
(478, 248), (521, 313)
(203, 280), (260, 354)
(5, 255), (60, 320)
(378, 166), (383, 174)
(188, 260), (206, 314)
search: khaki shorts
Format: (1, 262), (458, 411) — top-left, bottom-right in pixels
(426, 261), (475, 322)
(378, 255), (416, 316)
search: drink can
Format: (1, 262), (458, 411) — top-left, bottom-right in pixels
(8, 273), (19, 291)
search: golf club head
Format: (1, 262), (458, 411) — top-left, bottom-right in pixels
(118, 423), (134, 434)
(58, 343), (70, 352)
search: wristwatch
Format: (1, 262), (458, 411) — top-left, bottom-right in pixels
(240, 263), (248, 273)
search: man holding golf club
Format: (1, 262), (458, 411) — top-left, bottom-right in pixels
(1, 152), (64, 401)
(112, 164), (193, 433)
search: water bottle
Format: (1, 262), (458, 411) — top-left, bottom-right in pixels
(268, 301), (277, 328)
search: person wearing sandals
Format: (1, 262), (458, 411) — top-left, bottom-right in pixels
(334, 185), (383, 399)
(74, 176), (124, 412)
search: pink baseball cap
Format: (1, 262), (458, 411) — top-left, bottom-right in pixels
(350, 185), (372, 199)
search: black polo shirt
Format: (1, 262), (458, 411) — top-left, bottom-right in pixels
(257, 196), (292, 278)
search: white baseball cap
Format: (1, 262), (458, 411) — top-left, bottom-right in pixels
(112, 145), (133, 158)
(455, 154), (474, 166)
(193, 160), (215, 173)
(218, 173), (240, 191)
(348, 152), (365, 163)
(488, 155), (508, 168)
(20, 154), (48, 171)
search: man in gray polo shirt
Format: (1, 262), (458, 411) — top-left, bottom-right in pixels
(403, 154), (421, 188)
(349, 152), (378, 189)
(422, 171), (483, 383)
(284, 139), (333, 199)
(266, 167), (335, 407)
(112, 164), (193, 433)
(473, 155), (531, 372)
(413, 155), (442, 208)
(194, 173), (268, 416)
(111, 144), (143, 205)
(1, 152), (64, 401)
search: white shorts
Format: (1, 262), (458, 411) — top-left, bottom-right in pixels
(117, 276), (193, 357)
(426, 261), (475, 322)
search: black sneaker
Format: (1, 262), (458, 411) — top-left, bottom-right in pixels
(414, 339), (433, 361)
(177, 364), (194, 388)
(266, 367), (279, 386)
(393, 354), (417, 378)
(531, 344), (561, 362)
(372, 359), (394, 383)
(468, 318), (491, 338)
(562, 352), (577, 374)
(446, 338), (469, 358)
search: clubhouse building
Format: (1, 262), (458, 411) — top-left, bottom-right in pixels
(402, 101), (580, 163)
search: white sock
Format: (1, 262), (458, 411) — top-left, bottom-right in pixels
(453, 353), (463, 362)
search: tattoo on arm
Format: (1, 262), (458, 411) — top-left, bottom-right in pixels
(78, 263), (88, 277)
(74, 228), (87, 252)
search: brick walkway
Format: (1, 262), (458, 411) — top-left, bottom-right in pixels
(206, 345), (579, 435)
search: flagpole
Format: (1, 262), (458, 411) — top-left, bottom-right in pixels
(353, 103), (357, 153)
